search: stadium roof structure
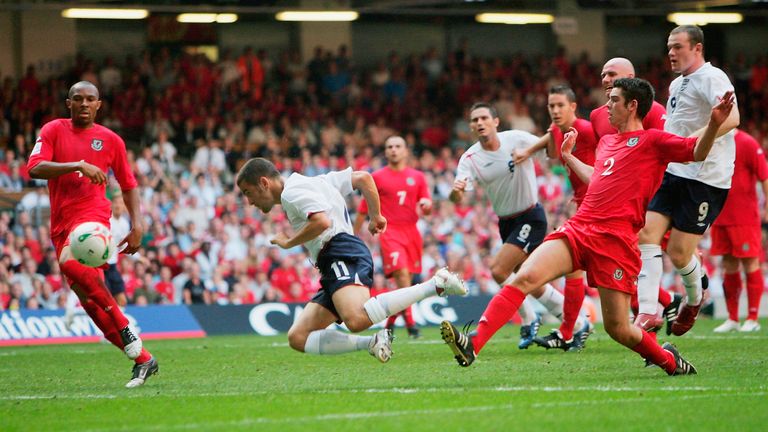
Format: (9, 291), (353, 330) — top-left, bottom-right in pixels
(1, 0), (767, 17)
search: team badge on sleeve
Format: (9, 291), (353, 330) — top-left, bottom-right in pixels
(31, 137), (43, 155)
(91, 139), (103, 151)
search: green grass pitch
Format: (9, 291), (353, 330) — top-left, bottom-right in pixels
(1, 319), (766, 431)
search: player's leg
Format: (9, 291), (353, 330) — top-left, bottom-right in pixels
(667, 228), (707, 335)
(715, 254), (742, 332)
(741, 256), (763, 332)
(472, 239), (573, 355)
(490, 243), (541, 349)
(636, 211), (671, 330)
(321, 234), (464, 333)
(669, 178), (730, 335)
(390, 268), (420, 337)
(558, 270), (588, 342)
(58, 242), (144, 360)
(598, 287), (695, 375)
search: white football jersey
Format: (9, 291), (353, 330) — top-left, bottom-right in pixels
(665, 62), (736, 189)
(281, 167), (354, 261)
(456, 130), (539, 217)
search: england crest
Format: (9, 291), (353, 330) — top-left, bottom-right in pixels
(627, 137), (639, 147)
(91, 139), (103, 151)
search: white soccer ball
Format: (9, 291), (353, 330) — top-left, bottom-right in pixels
(69, 222), (114, 268)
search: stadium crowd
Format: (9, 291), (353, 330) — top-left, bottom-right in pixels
(1, 43), (767, 311)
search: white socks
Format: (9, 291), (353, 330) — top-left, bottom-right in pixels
(677, 255), (703, 306)
(304, 329), (372, 355)
(638, 244), (663, 315)
(535, 284), (564, 320)
(517, 297), (537, 325)
(363, 279), (436, 324)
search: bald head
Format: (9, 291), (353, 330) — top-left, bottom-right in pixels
(600, 57), (636, 98)
(68, 81), (99, 99)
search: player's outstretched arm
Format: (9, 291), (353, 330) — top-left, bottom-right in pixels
(29, 160), (106, 184)
(561, 128), (594, 184)
(351, 170), (386, 235)
(513, 133), (550, 164)
(449, 177), (467, 203)
(271, 212), (331, 249)
(693, 91), (735, 161)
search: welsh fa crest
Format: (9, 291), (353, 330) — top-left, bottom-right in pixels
(406, 177), (415, 186)
(613, 269), (624, 280)
(91, 139), (103, 151)
(627, 137), (639, 147)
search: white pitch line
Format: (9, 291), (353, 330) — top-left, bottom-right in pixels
(2, 385), (763, 402)
(84, 391), (768, 432)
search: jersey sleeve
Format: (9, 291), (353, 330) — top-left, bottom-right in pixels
(27, 122), (55, 170)
(455, 153), (474, 191)
(514, 130), (540, 149)
(701, 70), (736, 109)
(654, 130), (696, 164)
(751, 140), (768, 182)
(320, 167), (354, 197)
(110, 134), (138, 191)
(282, 183), (331, 221)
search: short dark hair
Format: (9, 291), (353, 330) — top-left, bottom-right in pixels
(236, 157), (280, 187)
(549, 85), (577, 103)
(469, 102), (498, 119)
(671, 25), (704, 48)
(68, 81), (99, 99)
(612, 78), (655, 120)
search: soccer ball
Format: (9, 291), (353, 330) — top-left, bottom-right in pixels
(69, 222), (114, 268)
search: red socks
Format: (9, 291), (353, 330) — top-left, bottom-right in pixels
(61, 260), (129, 330)
(723, 272), (742, 321)
(658, 287), (672, 308)
(82, 300), (124, 349)
(471, 285), (526, 354)
(559, 277), (586, 341)
(82, 300), (152, 364)
(384, 307), (416, 328)
(746, 269), (763, 321)
(631, 330), (676, 374)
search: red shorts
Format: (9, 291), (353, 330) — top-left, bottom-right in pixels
(546, 220), (639, 294)
(710, 224), (763, 258)
(380, 224), (422, 277)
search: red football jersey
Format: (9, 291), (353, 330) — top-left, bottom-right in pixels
(358, 166), (430, 226)
(27, 119), (138, 238)
(573, 129), (696, 232)
(549, 118), (598, 205)
(714, 130), (768, 226)
(590, 101), (667, 138)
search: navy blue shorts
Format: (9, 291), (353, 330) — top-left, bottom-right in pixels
(104, 263), (125, 296)
(648, 172), (729, 235)
(313, 233), (374, 319)
(498, 203), (548, 254)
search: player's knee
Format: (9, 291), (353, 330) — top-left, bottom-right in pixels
(666, 248), (690, 269)
(490, 267), (508, 284)
(344, 315), (371, 333)
(512, 268), (541, 292)
(287, 328), (308, 352)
